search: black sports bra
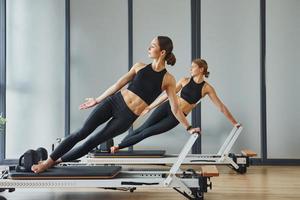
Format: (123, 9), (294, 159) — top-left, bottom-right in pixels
(180, 77), (205, 104)
(127, 64), (167, 105)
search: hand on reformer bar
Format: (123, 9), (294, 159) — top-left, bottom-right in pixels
(234, 123), (242, 128)
(188, 127), (201, 134)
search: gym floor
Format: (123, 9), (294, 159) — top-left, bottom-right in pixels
(1, 165), (299, 200)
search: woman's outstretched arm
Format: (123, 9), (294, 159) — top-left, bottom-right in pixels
(80, 63), (144, 110)
(95, 63), (143, 103)
(206, 84), (240, 126)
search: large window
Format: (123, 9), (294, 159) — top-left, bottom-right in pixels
(266, 0), (300, 159)
(131, 0), (191, 153)
(70, 0), (128, 146)
(6, 0), (65, 158)
(201, 0), (261, 156)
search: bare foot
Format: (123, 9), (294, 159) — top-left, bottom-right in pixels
(31, 158), (56, 173)
(38, 158), (60, 166)
(110, 146), (120, 154)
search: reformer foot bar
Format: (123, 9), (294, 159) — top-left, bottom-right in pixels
(0, 134), (218, 200)
(82, 126), (256, 174)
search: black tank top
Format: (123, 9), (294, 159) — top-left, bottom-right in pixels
(127, 64), (167, 105)
(180, 77), (206, 104)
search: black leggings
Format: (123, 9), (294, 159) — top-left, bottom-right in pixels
(50, 92), (138, 162)
(118, 101), (183, 149)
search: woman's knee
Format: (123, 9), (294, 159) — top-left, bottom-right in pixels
(140, 130), (157, 138)
(133, 126), (144, 134)
(82, 136), (103, 151)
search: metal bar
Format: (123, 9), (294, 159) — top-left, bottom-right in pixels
(0, 0), (6, 161)
(65, 0), (71, 137)
(0, 177), (201, 188)
(260, 0), (267, 163)
(191, 0), (202, 154)
(164, 134), (199, 186)
(127, 0), (134, 151)
(167, 134), (198, 174)
(222, 126), (243, 155)
(217, 126), (238, 155)
(84, 157), (238, 165)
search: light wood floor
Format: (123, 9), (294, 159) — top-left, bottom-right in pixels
(0, 165), (300, 200)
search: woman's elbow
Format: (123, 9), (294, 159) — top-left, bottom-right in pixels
(171, 106), (187, 119)
(171, 106), (180, 115)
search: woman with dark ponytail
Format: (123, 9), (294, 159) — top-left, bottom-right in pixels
(31, 36), (200, 173)
(111, 58), (240, 153)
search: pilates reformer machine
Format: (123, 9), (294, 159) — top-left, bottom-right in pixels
(0, 133), (219, 200)
(82, 126), (256, 174)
